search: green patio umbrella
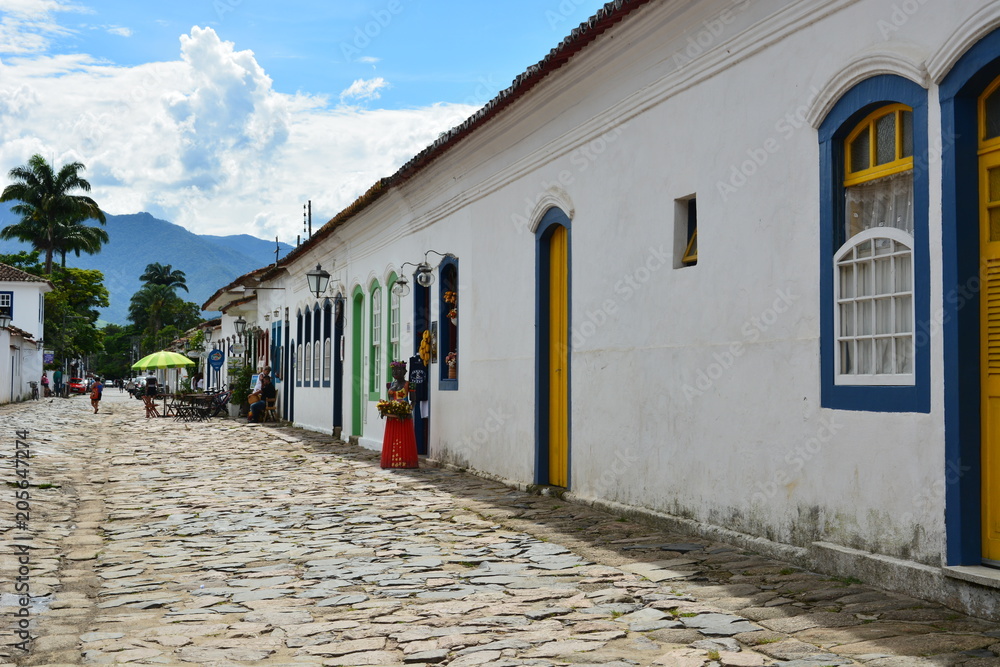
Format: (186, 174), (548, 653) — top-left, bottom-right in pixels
(131, 350), (196, 370)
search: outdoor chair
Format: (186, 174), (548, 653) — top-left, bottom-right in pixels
(142, 395), (160, 418)
(263, 397), (278, 423)
(173, 396), (199, 422)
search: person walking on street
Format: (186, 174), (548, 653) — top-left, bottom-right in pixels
(53, 368), (63, 396)
(90, 377), (104, 414)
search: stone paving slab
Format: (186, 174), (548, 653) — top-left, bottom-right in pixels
(0, 392), (998, 666)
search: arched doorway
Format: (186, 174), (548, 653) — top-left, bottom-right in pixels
(979, 74), (1000, 565)
(535, 207), (571, 488)
(352, 288), (364, 437)
(333, 294), (345, 434)
(940, 29), (1000, 566)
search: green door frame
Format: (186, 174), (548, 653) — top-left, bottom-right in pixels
(352, 287), (364, 436)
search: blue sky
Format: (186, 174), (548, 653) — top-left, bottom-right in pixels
(0, 0), (609, 240)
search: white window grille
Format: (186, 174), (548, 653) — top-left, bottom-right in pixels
(834, 227), (914, 385)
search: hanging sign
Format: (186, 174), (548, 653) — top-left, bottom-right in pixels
(208, 349), (224, 370)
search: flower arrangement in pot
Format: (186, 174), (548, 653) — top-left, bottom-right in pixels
(445, 351), (457, 379)
(444, 291), (457, 324)
(377, 399), (412, 419)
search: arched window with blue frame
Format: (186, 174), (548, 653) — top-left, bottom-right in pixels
(312, 303), (321, 387)
(322, 300), (332, 387)
(369, 279), (382, 399)
(295, 310), (303, 388)
(819, 74), (929, 412)
(439, 257), (459, 390)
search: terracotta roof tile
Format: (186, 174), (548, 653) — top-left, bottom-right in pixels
(0, 263), (52, 286)
(6, 325), (36, 340)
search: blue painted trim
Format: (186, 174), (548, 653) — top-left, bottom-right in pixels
(412, 281), (431, 454)
(304, 308), (312, 389)
(332, 296), (345, 428)
(0, 291), (12, 321)
(819, 74), (930, 413)
(322, 301), (332, 389)
(939, 29), (1000, 566)
(438, 258), (459, 392)
(534, 207), (572, 488)
(313, 303), (322, 388)
(295, 311), (302, 388)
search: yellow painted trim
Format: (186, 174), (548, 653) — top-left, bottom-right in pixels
(980, 76), (1000, 562)
(979, 75), (1000, 150)
(548, 225), (569, 488)
(682, 229), (698, 264)
(844, 103), (913, 186)
(843, 158), (914, 187)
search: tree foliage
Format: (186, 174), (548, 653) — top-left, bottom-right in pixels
(139, 262), (188, 292)
(0, 249), (45, 274)
(1, 249), (110, 369)
(0, 154), (107, 274)
(128, 262), (201, 352)
(44, 266), (111, 362)
(90, 323), (140, 380)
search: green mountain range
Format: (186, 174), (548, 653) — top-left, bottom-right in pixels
(0, 209), (294, 325)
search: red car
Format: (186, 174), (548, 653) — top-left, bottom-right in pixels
(68, 377), (87, 394)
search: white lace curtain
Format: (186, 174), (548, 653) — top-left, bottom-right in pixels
(844, 170), (914, 240)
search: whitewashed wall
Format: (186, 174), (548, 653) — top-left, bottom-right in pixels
(1, 279), (49, 403)
(278, 0), (997, 571)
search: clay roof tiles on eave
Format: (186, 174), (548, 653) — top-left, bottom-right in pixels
(201, 265), (274, 311)
(7, 325), (35, 340)
(269, 0), (653, 273)
(0, 263), (54, 288)
(221, 295), (257, 314)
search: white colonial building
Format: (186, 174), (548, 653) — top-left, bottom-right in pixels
(205, 0), (1000, 618)
(0, 263), (52, 403)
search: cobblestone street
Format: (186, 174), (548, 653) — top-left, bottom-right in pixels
(2, 392), (1000, 666)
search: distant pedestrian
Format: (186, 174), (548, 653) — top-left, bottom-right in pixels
(53, 368), (63, 396)
(41, 372), (50, 397)
(90, 377), (104, 414)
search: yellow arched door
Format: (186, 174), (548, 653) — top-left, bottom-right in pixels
(548, 225), (569, 487)
(980, 76), (1000, 564)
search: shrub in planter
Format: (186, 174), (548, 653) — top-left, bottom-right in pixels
(229, 363), (255, 417)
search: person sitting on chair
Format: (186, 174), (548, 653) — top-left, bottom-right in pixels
(248, 374), (276, 423)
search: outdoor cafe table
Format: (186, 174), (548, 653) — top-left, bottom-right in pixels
(173, 393), (214, 421)
(153, 393), (174, 418)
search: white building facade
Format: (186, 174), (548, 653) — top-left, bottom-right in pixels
(0, 263), (52, 403)
(212, 0), (1000, 617)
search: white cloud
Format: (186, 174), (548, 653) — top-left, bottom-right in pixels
(340, 77), (388, 102)
(0, 25), (478, 243)
(0, 0), (88, 54)
(105, 25), (131, 37)
(357, 56), (379, 64)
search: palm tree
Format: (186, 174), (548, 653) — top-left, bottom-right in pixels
(57, 213), (111, 268)
(0, 154), (107, 274)
(140, 262), (188, 292)
(128, 283), (176, 336)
